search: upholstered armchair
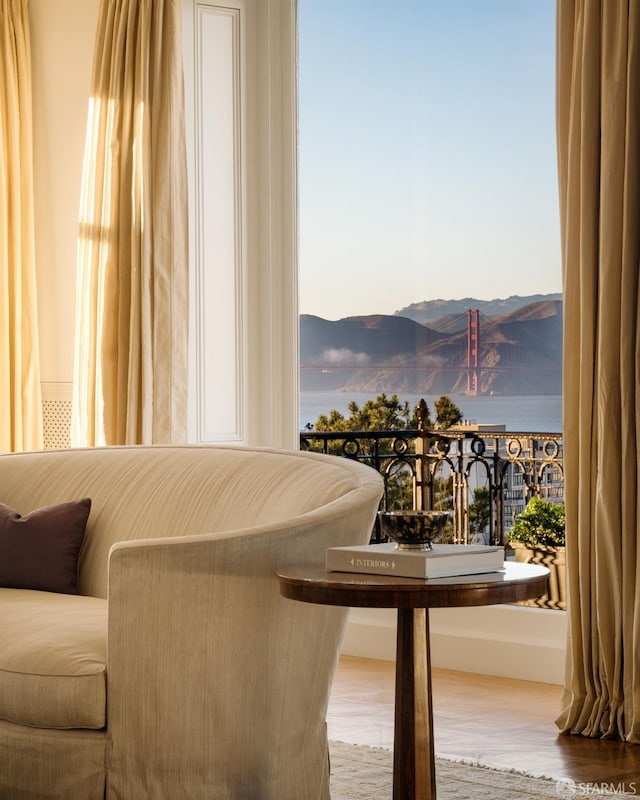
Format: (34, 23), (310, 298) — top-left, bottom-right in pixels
(0, 445), (383, 799)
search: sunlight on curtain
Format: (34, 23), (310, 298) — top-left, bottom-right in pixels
(556, 0), (640, 741)
(72, 0), (188, 446)
(0, 0), (43, 452)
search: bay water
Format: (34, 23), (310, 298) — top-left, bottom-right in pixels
(300, 391), (562, 434)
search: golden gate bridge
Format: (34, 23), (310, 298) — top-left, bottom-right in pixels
(300, 309), (560, 396)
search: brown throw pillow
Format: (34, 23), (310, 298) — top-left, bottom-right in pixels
(0, 498), (91, 594)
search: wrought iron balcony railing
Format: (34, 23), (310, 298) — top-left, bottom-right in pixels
(300, 417), (563, 547)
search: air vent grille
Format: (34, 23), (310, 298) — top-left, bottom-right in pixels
(42, 399), (72, 450)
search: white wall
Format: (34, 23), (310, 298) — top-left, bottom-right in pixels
(342, 605), (567, 685)
(30, 0), (98, 390)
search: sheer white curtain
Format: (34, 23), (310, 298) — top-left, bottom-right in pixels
(72, 0), (188, 446)
(556, 0), (640, 741)
(0, 0), (43, 452)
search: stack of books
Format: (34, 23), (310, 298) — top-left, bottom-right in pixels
(326, 542), (505, 579)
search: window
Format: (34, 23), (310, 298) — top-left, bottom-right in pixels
(298, 0), (561, 436)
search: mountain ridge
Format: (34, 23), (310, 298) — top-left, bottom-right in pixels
(395, 293), (563, 325)
(300, 296), (562, 396)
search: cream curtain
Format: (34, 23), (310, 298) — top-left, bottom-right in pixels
(72, 0), (188, 446)
(0, 0), (43, 452)
(556, 0), (640, 741)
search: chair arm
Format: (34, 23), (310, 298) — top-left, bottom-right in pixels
(105, 519), (355, 799)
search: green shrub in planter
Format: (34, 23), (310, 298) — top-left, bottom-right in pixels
(509, 497), (565, 548)
(508, 497), (566, 611)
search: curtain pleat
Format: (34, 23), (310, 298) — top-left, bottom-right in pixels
(71, 0), (188, 446)
(556, 0), (640, 741)
(0, 0), (43, 452)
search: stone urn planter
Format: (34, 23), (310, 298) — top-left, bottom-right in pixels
(508, 497), (566, 611)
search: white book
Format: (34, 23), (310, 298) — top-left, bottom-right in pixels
(326, 542), (505, 579)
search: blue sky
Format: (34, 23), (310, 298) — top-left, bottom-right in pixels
(298, 0), (561, 320)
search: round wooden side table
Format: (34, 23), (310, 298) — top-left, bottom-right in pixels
(278, 561), (549, 800)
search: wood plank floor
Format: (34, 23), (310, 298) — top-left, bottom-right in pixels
(328, 655), (640, 790)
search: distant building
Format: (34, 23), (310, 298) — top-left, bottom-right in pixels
(452, 421), (507, 434)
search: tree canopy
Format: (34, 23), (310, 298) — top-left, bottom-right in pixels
(468, 486), (491, 538)
(312, 393), (463, 432)
(313, 392), (424, 432)
(434, 396), (464, 429)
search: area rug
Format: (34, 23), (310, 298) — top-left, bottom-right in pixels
(329, 740), (635, 799)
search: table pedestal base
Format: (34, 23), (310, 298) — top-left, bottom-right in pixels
(393, 608), (436, 800)
(277, 562), (550, 800)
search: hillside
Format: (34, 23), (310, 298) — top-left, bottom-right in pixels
(300, 300), (562, 395)
(301, 314), (446, 362)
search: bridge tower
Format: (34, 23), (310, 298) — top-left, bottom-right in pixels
(467, 309), (480, 395)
